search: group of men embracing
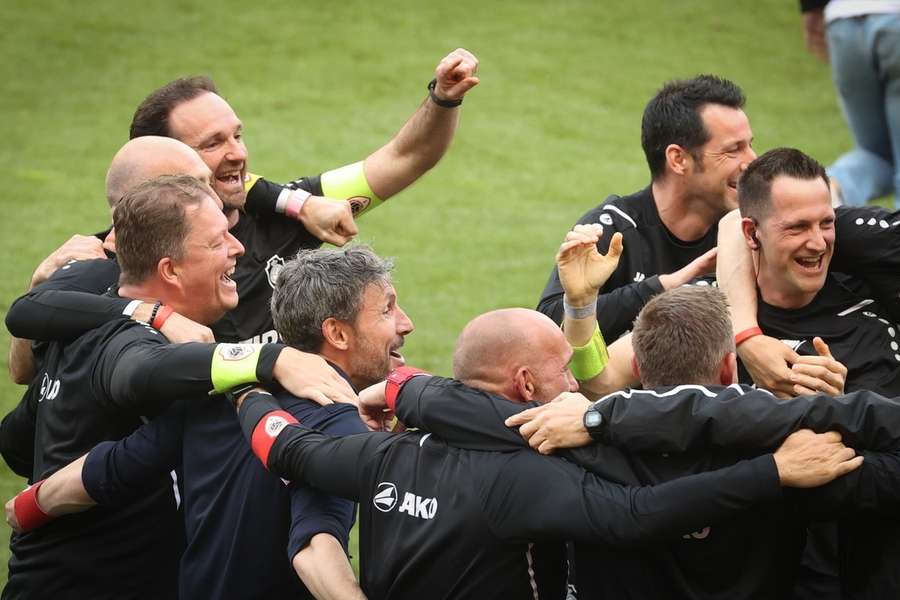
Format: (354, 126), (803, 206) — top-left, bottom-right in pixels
(3, 46), (900, 600)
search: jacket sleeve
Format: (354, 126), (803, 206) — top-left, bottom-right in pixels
(94, 332), (283, 416)
(482, 450), (781, 546)
(803, 448), (900, 518)
(82, 400), (186, 506)
(0, 390), (39, 478)
(395, 376), (537, 451)
(238, 390), (387, 500)
(592, 387), (900, 453)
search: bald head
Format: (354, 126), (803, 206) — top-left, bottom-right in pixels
(453, 308), (575, 403)
(105, 136), (212, 207)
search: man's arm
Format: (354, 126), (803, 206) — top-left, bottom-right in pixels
(282, 401), (368, 599)
(483, 430), (859, 546)
(362, 48), (478, 201)
(292, 534), (365, 600)
(589, 387), (900, 453)
(0, 390), (39, 477)
(5, 402), (186, 532)
(93, 337), (356, 416)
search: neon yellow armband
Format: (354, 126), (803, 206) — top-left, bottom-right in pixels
(210, 344), (262, 393)
(569, 324), (609, 381)
(244, 173), (263, 192)
(320, 161), (382, 217)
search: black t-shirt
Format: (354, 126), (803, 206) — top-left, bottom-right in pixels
(212, 175), (324, 343)
(537, 187), (716, 339)
(746, 274), (900, 397)
(4, 312), (182, 599)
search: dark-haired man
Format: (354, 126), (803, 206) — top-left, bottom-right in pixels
(129, 49), (478, 345)
(537, 74), (754, 340)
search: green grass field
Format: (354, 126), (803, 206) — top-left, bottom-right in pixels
(0, 0), (853, 587)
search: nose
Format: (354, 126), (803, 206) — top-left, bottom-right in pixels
(806, 226), (827, 252)
(396, 305), (414, 336)
(227, 231), (245, 257)
(740, 146), (757, 170)
(225, 137), (247, 162)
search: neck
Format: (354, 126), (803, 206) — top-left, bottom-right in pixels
(652, 179), (721, 242)
(118, 279), (207, 324)
(318, 348), (358, 389)
(757, 269), (817, 309)
(458, 376), (523, 404)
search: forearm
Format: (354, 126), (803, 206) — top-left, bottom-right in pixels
(8, 337), (35, 385)
(579, 334), (637, 398)
(293, 534), (366, 600)
(395, 376), (533, 451)
(38, 455), (95, 516)
(363, 98), (459, 200)
(6, 290), (133, 341)
(109, 343), (282, 413)
(239, 392), (376, 499)
(0, 396), (37, 477)
(716, 209), (758, 332)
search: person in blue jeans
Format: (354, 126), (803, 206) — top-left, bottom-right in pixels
(802, 0), (900, 207)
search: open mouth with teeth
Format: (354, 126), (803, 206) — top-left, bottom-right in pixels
(794, 255), (824, 273)
(221, 266), (237, 289)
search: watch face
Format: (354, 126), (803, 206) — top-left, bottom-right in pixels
(585, 410), (602, 428)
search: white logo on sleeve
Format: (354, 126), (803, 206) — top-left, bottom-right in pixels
(264, 415), (289, 437)
(218, 344), (255, 361)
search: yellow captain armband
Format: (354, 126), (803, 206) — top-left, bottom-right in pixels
(244, 173), (263, 192)
(320, 161), (383, 218)
(569, 324), (610, 381)
(210, 344), (262, 394)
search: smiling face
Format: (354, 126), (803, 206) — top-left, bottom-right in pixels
(170, 195), (245, 324)
(345, 282), (415, 389)
(168, 92), (248, 211)
(687, 104), (756, 212)
(755, 175), (835, 309)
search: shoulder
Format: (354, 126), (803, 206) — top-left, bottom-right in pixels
(576, 187), (653, 233)
(45, 257), (119, 293)
(276, 392), (367, 435)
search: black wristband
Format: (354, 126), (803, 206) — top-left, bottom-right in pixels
(148, 301), (162, 326)
(427, 79), (463, 108)
(256, 344), (286, 387)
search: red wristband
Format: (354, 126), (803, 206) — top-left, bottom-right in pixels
(384, 366), (428, 411)
(14, 480), (52, 532)
(250, 410), (299, 468)
(735, 326), (764, 347)
(152, 305), (175, 330)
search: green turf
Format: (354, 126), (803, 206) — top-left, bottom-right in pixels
(0, 0), (858, 587)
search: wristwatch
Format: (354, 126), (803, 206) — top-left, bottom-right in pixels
(582, 403), (604, 441)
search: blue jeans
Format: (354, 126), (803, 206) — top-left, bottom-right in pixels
(826, 13), (900, 207)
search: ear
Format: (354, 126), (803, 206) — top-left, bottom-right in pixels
(157, 257), (179, 287)
(718, 352), (738, 385)
(321, 317), (351, 352)
(664, 144), (690, 176)
(740, 217), (759, 250)
(513, 367), (537, 402)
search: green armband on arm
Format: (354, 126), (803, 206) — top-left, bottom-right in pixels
(569, 324), (609, 381)
(320, 161), (383, 218)
(210, 344), (263, 393)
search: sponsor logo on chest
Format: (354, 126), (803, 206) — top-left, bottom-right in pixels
(373, 481), (438, 520)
